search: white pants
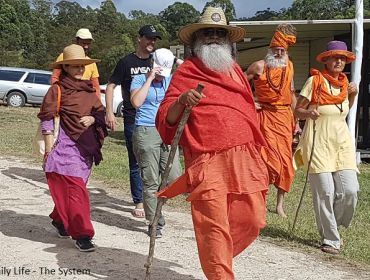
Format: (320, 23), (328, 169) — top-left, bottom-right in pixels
(309, 170), (359, 249)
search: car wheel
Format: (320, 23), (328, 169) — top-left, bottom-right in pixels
(7, 91), (26, 107)
(116, 102), (123, 117)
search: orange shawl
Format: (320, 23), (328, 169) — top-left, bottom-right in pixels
(309, 68), (348, 105)
(156, 57), (267, 153)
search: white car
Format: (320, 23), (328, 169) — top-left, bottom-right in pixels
(0, 67), (52, 107)
(100, 84), (123, 117)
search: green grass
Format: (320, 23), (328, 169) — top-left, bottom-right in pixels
(262, 166), (370, 265)
(0, 106), (369, 266)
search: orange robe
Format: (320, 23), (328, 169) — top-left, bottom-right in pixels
(254, 61), (295, 192)
(159, 145), (268, 280)
(156, 57), (269, 280)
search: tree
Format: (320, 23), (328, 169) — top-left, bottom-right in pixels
(98, 34), (135, 83)
(31, 0), (53, 22)
(19, 22), (35, 60)
(280, 0), (355, 20)
(29, 12), (48, 66)
(242, 8), (284, 21)
(96, 0), (124, 33)
(202, 0), (236, 21)
(0, 1), (21, 50)
(53, 1), (89, 27)
(159, 2), (200, 41)
(5, 0), (31, 23)
(0, 1), (23, 66)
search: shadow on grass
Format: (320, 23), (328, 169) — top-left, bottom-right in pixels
(261, 225), (318, 248)
(107, 130), (124, 142)
(0, 210), (199, 280)
(1, 167), (146, 234)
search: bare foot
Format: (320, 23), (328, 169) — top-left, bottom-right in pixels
(276, 206), (287, 218)
(276, 189), (287, 218)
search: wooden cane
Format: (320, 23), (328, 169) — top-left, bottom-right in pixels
(291, 84), (322, 235)
(291, 121), (317, 234)
(144, 83), (204, 280)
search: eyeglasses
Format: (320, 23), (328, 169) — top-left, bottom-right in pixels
(201, 28), (227, 38)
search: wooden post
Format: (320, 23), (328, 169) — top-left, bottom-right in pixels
(348, 0), (363, 163)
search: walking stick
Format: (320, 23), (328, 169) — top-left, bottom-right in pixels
(291, 122), (317, 234)
(291, 83), (322, 235)
(144, 83), (204, 280)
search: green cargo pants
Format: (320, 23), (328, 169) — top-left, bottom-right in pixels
(133, 126), (182, 227)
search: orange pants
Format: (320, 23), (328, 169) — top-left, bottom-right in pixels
(191, 191), (266, 280)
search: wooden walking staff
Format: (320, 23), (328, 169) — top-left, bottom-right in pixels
(291, 82), (322, 235)
(144, 83), (205, 280)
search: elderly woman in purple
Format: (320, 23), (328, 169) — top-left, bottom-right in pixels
(38, 44), (107, 252)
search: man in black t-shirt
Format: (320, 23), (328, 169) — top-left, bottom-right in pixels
(105, 25), (162, 218)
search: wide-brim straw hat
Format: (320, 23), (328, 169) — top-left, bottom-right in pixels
(178, 6), (246, 45)
(50, 44), (100, 68)
(316, 40), (355, 64)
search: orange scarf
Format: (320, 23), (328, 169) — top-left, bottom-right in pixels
(309, 68), (348, 105)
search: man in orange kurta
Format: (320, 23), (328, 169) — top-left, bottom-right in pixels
(155, 7), (269, 280)
(246, 24), (299, 218)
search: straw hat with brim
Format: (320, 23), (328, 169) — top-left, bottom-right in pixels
(178, 6), (246, 45)
(50, 44), (100, 68)
(316, 40), (355, 64)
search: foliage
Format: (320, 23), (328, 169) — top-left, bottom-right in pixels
(53, 1), (90, 28)
(280, 0), (356, 20)
(241, 0), (370, 21)
(241, 8), (285, 21)
(159, 2), (200, 41)
(0, 1), (21, 50)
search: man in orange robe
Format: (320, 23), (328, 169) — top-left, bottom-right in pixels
(246, 24), (299, 218)
(156, 7), (269, 280)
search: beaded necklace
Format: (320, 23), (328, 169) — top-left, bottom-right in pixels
(266, 66), (286, 92)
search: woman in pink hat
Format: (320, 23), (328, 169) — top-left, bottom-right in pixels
(294, 41), (359, 255)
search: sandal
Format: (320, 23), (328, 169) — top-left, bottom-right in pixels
(320, 244), (340, 255)
(132, 208), (145, 218)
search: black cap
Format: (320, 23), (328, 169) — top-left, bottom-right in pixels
(138, 25), (162, 40)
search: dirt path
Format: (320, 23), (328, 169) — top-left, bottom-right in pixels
(0, 157), (369, 280)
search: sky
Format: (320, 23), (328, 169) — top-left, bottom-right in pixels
(64, 0), (295, 19)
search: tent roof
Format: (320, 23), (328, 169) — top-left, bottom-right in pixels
(229, 19), (370, 51)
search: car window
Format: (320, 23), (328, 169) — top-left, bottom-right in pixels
(0, 70), (25, 81)
(34, 73), (51, 85)
(24, 73), (35, 83)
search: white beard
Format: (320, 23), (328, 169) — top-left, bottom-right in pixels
(193, 39), (234, 73)
(265, 49), (287, 68)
